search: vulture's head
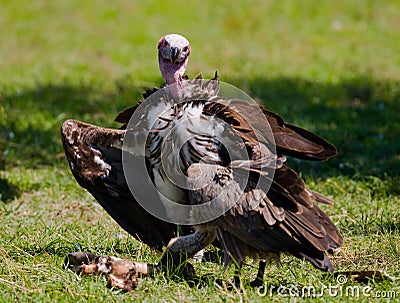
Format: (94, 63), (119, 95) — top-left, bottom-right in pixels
(158, 34), (190, 86)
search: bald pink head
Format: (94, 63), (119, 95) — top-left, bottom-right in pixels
(158, 34), (190, 86)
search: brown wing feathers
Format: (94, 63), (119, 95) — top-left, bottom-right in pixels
(61, 119), (176, 250)
(261, 107), (337, 160)
(188, 161), (341, 271)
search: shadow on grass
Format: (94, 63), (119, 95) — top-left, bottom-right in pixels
(0, 80), (144, 168)
(379, 221), (400, 234)
(1, 75), (399, 178)
(0, 178), (21, 203)
(9, 240), (75, 259)
(226, 75), (400, 178)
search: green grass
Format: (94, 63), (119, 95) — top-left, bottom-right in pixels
(1, 1), (399, 302)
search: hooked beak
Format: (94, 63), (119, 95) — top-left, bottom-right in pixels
(170, 47), (180, 65)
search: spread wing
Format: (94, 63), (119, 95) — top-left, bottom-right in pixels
(261, 107), (337, 160)
(61, 119), (176, 250)
(212, 99), (337, 161)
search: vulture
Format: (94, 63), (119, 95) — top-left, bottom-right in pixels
(61, 34), (342, 286)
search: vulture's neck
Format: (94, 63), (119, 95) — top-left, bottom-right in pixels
(159, 56), (188, 96)
(165, 69), (184, 87)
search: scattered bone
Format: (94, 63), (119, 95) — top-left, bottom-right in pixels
(64, 252), (159, 292)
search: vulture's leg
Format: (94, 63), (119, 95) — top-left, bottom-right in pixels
(233, 260), (268, 288)
(234, 265), (242, 288)
(250, 260), (267, 287)
(250, 254), (281, 287)
(160, 229), (216, 279)
(177, 225), (204, 263)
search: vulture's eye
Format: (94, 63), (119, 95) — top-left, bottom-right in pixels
(163, 39), (168, 47)
(182, 46), (188, 52)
